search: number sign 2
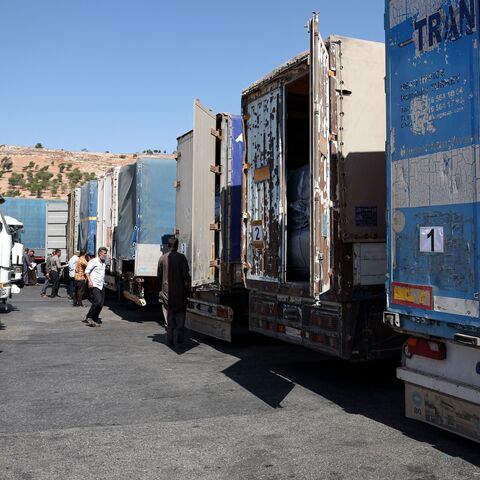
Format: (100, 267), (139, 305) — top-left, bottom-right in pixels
(420, 226), (444, 253)
(252, 220), (264, 249)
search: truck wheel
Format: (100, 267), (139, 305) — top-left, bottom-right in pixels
(3, 299), (7, 312)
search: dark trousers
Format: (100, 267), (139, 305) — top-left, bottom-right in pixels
(68, 277), (75, 297)
(73, 279), (86, 306)
(162, 305), (186, 344)
(50, 271), (60, 297)
(87, 287), (105, 322)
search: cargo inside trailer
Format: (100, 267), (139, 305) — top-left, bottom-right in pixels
(285, 73), (310, 283)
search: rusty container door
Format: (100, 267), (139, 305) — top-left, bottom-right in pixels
(309, 13), (331, 297)
(191, 99), (217, 287)
(243, 87), (284, 284)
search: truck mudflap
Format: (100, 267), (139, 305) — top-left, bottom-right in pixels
(403, 382), (480, 444)
(186, 298), (233, 342)
(249, 291), (401, 360)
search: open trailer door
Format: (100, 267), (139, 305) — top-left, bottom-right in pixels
(309, 13), (331, 298)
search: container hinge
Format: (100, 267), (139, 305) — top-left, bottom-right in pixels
(243, 162), (251, 171)
(174, 228), (180, 235)
(329, 133), (337, 142)
(209, 223), (221, 231)
(210, 165), (222, 174)
(242, 262), (251, 271)
(173, 180), (181, 188)
(209, 259), (221, 269)
(243, 114), (251, 121)
(328, 69), (336, 77)
(210, 128), (223, 141)
(242, 211), (250, 220)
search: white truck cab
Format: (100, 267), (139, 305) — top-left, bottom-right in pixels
(5, 215), (25, 284)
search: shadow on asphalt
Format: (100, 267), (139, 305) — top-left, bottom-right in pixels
(103, 295), (480, 466)
(106, 295), (164, 325)
(148, 333), (200, 355)
(191, 332), (480, 467)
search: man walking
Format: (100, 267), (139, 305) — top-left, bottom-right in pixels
(157, 237), (191, 347)
(49, 249), (62, 298)
(84, 247), (107, 327)
(67, 251), (79, 299)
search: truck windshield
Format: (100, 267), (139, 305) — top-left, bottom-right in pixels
(9, 225), (23, 243)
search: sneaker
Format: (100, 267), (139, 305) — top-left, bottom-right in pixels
(82, 318), (89, 323)
(40, 293), (46, 298)
(87, 319), (96, 327)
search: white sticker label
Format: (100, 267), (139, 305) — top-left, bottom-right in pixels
(180, 243), (188, 255)
(252, 224), (263, 242)
(420, 226), (444, 253)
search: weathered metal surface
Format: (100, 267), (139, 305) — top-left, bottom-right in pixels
(385, 0), (480, 340)
(243, 86), (284, 283)
(309, 14), (331, 297)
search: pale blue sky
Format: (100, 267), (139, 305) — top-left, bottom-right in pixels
(1, 1), (384, 153)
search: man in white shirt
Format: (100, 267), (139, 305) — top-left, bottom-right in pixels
(84, 247), (107, 327)
(67, 251), (79, 299)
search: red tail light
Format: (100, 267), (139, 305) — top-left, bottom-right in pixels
(407, 338), (446, 360)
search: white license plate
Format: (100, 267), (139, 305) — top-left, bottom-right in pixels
(284, 326), (302, 338)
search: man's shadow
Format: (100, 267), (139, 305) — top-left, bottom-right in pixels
(148, 333), (199, 355)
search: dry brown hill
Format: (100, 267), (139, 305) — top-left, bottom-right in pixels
(0, 145), (175, 199)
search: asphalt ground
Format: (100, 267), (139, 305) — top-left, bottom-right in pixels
(0, 286), (479, 480)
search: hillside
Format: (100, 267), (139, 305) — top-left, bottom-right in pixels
(0, 145), (175, 200)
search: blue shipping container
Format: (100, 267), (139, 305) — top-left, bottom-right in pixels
(386, 0), (480, 340)
(115, 157), (176, 260)
(78, 180), (98, 255)
(2, 198), (47, 252)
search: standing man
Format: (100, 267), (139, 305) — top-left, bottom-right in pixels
(67, 251), (79, 299)
(84, 247), (107, 327)
(157, 237), (191, 347)
(49, 249), (62, 298)
(73, 250), (88, 307)
(22, 248), (31, 286)
(40, 250), (54, 297)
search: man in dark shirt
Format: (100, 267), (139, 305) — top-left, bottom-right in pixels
(157, 237), (191, 347)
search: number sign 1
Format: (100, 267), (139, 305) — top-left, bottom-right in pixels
(420, 226), (444, 253)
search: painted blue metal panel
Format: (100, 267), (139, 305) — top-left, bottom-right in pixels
(78, 181), (98, 254)
(116, 157), (176, 260)
(230, 115), (244, 262)
(2, 198), (46, 251)
(136, 157), (176, 247)
(386, 0), (480, 339)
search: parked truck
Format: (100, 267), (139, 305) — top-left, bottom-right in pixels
(176, 100), (247, 341)
(2, 197), (68, 262)
(0, 196), (22, 310)
(383, 0), (480, 442)
(77, 180), (98, 255)
(241, 15), (400, 360)
(107, 157), (176, 305)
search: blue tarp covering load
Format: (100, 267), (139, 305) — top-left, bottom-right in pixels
(229, 115), (244, 262)
(115, 157), (176, 260)
(287, 164), (310, 281)
(78, 180), (98, 254)
(2, 198), (47, 252)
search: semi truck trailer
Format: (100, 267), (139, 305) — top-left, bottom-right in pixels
(241, 14), (400, 360)
(384, 0), (480, 442)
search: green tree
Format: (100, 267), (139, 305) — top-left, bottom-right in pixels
(5, 189), (21, 197)
(34, 143), (43, 149)
(8, 173), (25, 187)
(59, 163), (66, 173)
(1, 156), (13, 171)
